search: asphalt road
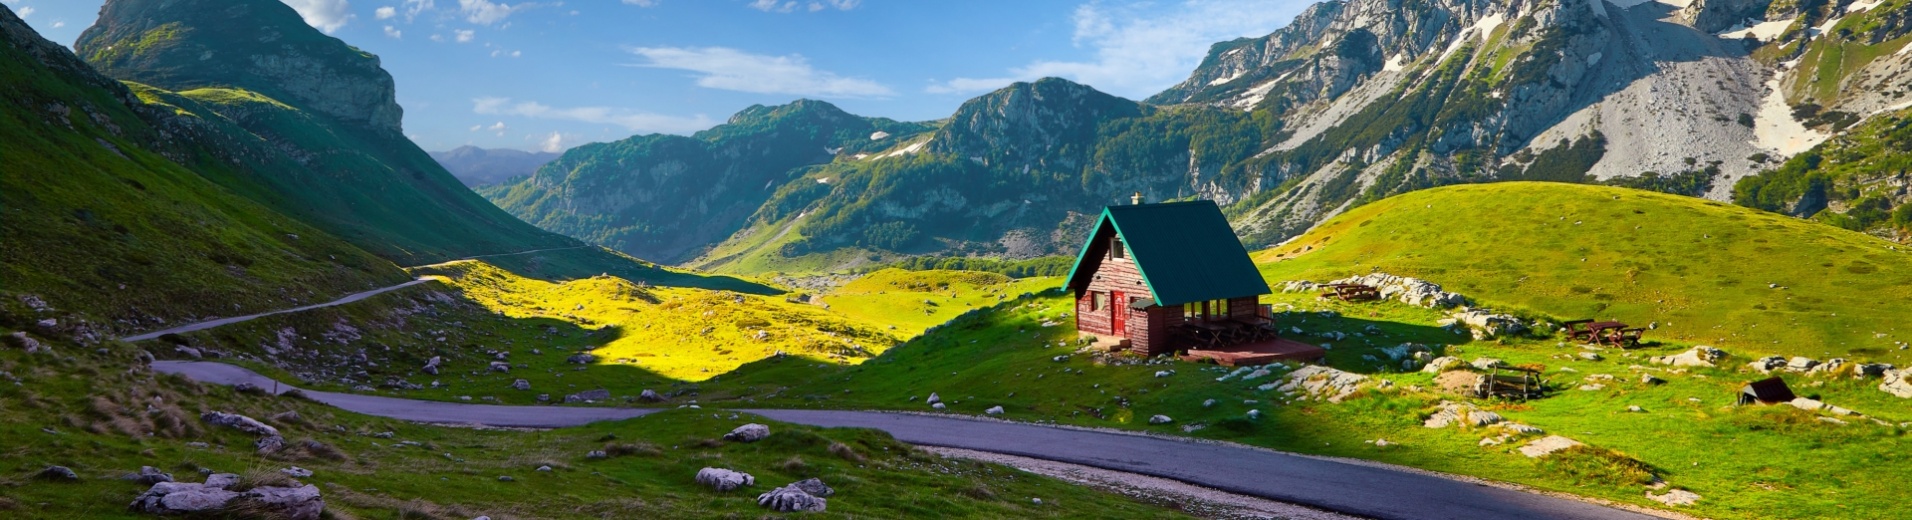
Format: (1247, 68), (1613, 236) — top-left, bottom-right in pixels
(121, 279), (436, 342)
(153, 361), (1663, 520)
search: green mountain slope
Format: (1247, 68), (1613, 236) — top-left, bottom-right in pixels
(1257, 182), (1912, 361)
(481, 99), (932, 263)
(0, 7), (406, 329)
(72, 0), (578, 265)
(1734, 105), (1912, 239)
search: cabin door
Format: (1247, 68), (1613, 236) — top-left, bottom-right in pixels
(1111, 291), (1127, 337)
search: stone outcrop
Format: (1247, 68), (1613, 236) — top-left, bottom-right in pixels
(695, 468), (755, 492)
(1649, 346), (1725, 367)
(1267, 365), (1370, 402)
(757, 483), (828, 512)
(1517, 436), (1583, 458)
(1324, 273), (1469, 308)
(130, 477), (323, 520)
(1882, 368), (1912, 398)
(723, 423), (770, 443)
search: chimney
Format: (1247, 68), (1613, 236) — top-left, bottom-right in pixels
(1131, 191), (1144, 205)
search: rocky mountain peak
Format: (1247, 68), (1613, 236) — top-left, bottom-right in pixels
(76, 0), (404, 135)
(930, 77), (1144, 164)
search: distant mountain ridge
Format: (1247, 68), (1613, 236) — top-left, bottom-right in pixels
(429, 146), (559, 187)
(478, 0), (1912, 272)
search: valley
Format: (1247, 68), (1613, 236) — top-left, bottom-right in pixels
(4, 0), (1910, 519)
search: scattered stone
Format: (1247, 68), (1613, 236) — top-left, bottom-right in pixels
(1649, 346), (1725, 367)
(926, 393), (941, 405)
(281, 467), (313, 478)
(1311, 273), (1468, 308)
(1154, 370), (1175, 378)
(1647, 489), (1701, 507)
(510, 379), (530, 391)
(1640, 374), (1665, 385)
(1578, 352), (1603, 361)
(1855, 363), (1894, 379)
(1517, 436), (1583, 458)
(1269, 365), (1370, 402)
(488, 361), (510, 373)
(422, 356), (442, 375)
(1423, 402), (1503, 428)
(695, 467), (755, 491)
(1450, 310), (1528, 340)
(37, 465), (79, 481)
(1748, 356), (1786, 373)
(566, 353), (598, 364)
(497, 476), (514, 482)
(985, 406), (1004, 415)
(1626, 405), (1645, 413)
(586, 450), (608, 459)
(932, 402), (946, 410)
(757, 483), (827, 512)
(1202, 399), (1217, 408)
(724, 423), (770, 443)
(201, 412), (280, 437)
(639, 389), (664, 402)
(130, 466), (173, 485)
(564, 389), (612, 403)
(1883, 368), (1912, 398)
(1246, 409), (1262, 420)
(1786, 357), (1820, 372)
(1148, 415), (1173, 425)
(131, 480), (323, 520)
(790, 477), (834, 497)
(537, 465), (552, 472)
(1470, 358), (1505, 370)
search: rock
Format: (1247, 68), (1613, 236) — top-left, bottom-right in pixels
(932, 402), (946, 410)
(1640, 374), (1665, 385)
(1202, 398), (1217, 408)
(1325, 273), (1468, 308)
(1270, 365), (1370, 402)
(586, 450), (608, 459)
(488, 361), (510, 373)
(1148, 415), (1173, 424)
(1154, 370), (1174, 378)
(723, 423), (770, 443)
(985, 405), (1004, 415)
(175, 346), (201, 359)
(1647, 489), (1701, 507)
(565, 389), (611, 403)
(1786, 357), (1820, 372)
(790, 477), (834, 497)
(1246, 409), (1262, 419)
(1450, 310), (1528, 339)
(1883, 368), (1912, 398)
(757, 483), (827, 512)
(510, 379), (530, 391)
(201, 411), (279, 437)
(204, 473), (240, 489)
(1424, 402), (1503, 428)
(497, 476), (514, 482)
(255, 436), (286, 454)
(131, 480), (322, 520)
(926, 392), (941, 405)
(639, 389), (664, 402)
(1517, 436), (1583, 458)
(1649, 346), (1725, 367)
(281, 466), (313, 478)
(1808, 358), (1847, 375)
(1627, 405), (1645, 413)
(37, 465), (79, 481)
(1578, 352), (1603, 361)
(1856, 363), (1894, 379)
(566, 353), (598, 364)
(6, 331), (47, 353)
(131, 466), (174, 485)
(1421, 356), (1463, 373)
(1747, 356), (1786, 373)
(695, 467), (755, 491)
(1470, 358), (1505, 370)
(537, 465), (552, 472)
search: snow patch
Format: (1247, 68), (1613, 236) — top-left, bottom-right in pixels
(1811, 16), (1844, 37)
(1847, 0), (1883, 14)
(879, 139), (930, 159)
(870, 131), (890, 140)
(1604, 0), (1656, 8)
(1720, 20), (1792, 42)
(1231, 77), (1284, 111)
(1436, 13), (1504, 64)
(1656, 0), (1695, 8)
(1383, 54), (1406, 72)
(1208, 70), (1246, 86)
(816, 177), (831, 184)
(1751, 73), (1829, 156)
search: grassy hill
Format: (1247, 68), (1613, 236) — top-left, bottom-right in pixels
(1256, 182), (1912, 364)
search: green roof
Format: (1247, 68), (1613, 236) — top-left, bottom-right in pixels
(1065, 200), (1271, 307)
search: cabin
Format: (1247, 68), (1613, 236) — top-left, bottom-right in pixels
(1066, 196), (1324, 364)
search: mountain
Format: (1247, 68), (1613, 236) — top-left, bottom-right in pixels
(429, 146), (560, 187)
(71, 0), (580, 265)
(0, 6), (407, 330)
(481, 0), (1912, 274)
(480, 99), (933, 263)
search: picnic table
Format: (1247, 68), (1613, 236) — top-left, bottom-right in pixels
(1319, 284), (1380, 302)
(1564, 319), (1644, 348)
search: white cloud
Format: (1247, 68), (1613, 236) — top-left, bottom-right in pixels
(926, 0), (1303, 98)
(489, 121), (507, 131)
(430, 33), (446, 42)
(402, 0), (434, 22)
(375, 6), (397, 19)
(751, 0), (853, 13)
(537, 132), (575, 153)
(458, 0), (530, 25)
(621, 0), (658, 6)
(454, 29), (475, 43)
(628, 46), (892, 98)
(473, 97), (715, 134)
(383, 25), (402, 38)
(16, 6), (31, 18)
(54, 21), (66, 28)
(279, 0), (355, 34)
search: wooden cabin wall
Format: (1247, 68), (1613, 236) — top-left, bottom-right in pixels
(1076, 294), (1112, 335)
(1227, 296), (1260, 320)
(1132, 305), (1180, 356)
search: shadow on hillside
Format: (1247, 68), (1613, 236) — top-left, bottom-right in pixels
(1269, 313), (1466, 374)
(482, 246), (780, 295)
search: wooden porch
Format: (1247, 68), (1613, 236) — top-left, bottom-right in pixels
(1182, 337), (1327, 367)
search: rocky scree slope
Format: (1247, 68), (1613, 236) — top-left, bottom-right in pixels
(72, 0), (580, 265)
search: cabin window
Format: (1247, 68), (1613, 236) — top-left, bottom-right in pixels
(1181, 299), (1231, 321)
(1092, 292), (1109, 311)
(1110, 237), (1126, 259)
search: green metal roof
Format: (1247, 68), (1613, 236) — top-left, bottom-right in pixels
(1064, 200), (1271, 307)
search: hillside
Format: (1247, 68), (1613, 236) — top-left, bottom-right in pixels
(429, 146), (560, 187)
(71, 0), (580, 265)
(0, 6), (407, 331)
(1734, 104), (1912, 240)
(1256, 182), (1912, 362)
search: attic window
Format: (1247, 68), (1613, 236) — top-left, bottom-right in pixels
(1111, 237), (1126, 259)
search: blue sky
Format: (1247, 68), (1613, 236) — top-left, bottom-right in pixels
(9, 0), (1307, 153)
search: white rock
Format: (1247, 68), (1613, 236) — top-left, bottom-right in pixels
(1648, 489), (1701, 506)
(1148, 415), (1173, 424)
(695, 468), (755, 491)
(1517, 436), (1583, 458)
(1650, 346), (1725, 367)
(985, 406), (1004, 415)
(723, 424), (770, 443)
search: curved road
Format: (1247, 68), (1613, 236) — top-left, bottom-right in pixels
(154, 361), (1661, 520)
(121, 279), (436, 343)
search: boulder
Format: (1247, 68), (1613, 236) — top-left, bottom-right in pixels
(488, 361), (511, 373)
(984, 406), (1004, 415)
(1470, 358), (1505, 370)
(1748, 356), (1786, 373)
(1450, 310), (1528, 339)
(1423, 402), (1502, 428)
(1421, 356), (1463, 373)
(566, 353), (598, 364)
(791, 477), (834, 497)
(241, 484), (325, 520)
(723, 423), (770, 443)
(926, 392), (941, 405)
(1148, 415), (1173, 425)
(1269, 365), (1370, 402)
(510, 379), (531, 391)
(695, 467), (755, 491)
(639, 389), (664, 402)
(1786, 357), (1820, 372)
(1881, 368), (1912, 398)
(1517, 436), (1583, 458)
(201, 412), (280, 437)
(1327, 273), (1468, 308)
(1808, 358), (1847, 375)
(130, 466), (173, 485)
(931, 402), (946, 410)
(757, 483), (827, 512)
(1856, 363), (1894, 378)
(204, 474), (241, 489)
(565, 389), (611, 403)
(37, 465), (79, 481)
(1649, 346), (1725, 367)
(281, 467), (313, 478)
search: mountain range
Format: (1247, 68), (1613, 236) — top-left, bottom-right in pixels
(479, 0), (1911, 273)
(428, 146), (559, 187)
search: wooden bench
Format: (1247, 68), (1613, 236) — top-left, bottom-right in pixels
(1600, 327), (1645, 349)
(1561, 319), (1594, 342)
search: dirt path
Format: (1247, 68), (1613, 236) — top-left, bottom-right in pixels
(120, 279), (436, 342)
(152, 361), (1667, 520)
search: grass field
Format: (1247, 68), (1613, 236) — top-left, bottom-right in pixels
(822, 269), (1058, 336)
(0, 328), (1197, 519)
(1255, 182), (1912, 365)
